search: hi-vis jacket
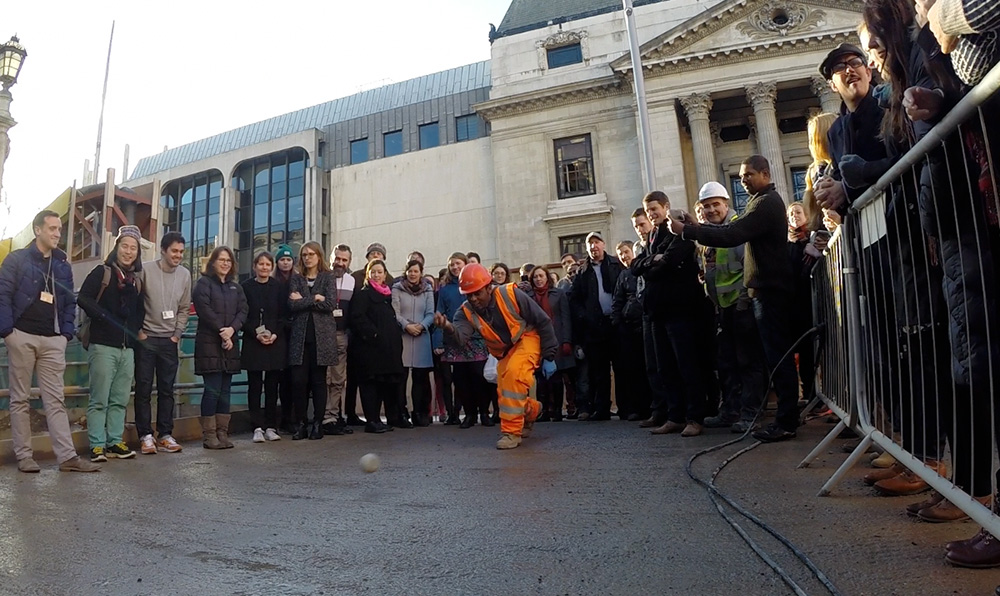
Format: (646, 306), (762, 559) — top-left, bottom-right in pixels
(701, 213), (748, 309)
(450, 283), (559, 361)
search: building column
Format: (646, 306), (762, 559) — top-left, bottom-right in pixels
(646, 98), (687, 203)
(679, 93), (718, 187)
(745, 81), (790, 202)
(218, 185), (238, 248)
(810, 75), (842, 115)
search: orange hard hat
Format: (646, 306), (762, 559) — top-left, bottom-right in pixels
(459, 263), (493, 295)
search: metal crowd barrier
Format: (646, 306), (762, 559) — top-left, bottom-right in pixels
(809, 61), (1000, 538)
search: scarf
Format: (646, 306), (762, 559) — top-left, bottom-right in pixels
(788, 225), (809, 243)
(402, 279), (425, 296)
(370, 280), (391, 296)
(532, 285), (553, 318)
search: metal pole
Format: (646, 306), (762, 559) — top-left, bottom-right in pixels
(622, 0), (656, 192)
(93, 21), (115, 182)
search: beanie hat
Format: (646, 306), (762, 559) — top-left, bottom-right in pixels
(115, 225), (142, 244)
(275, 244), (294, 260)
(366, 242), (387, 259)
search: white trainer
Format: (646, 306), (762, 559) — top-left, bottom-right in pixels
(264, 428), (281, 441)
(252, 428), (265, 443)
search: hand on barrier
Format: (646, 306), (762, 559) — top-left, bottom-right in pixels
(903, 86), (945, 121)
(814, 177), (846, 211)
(541, 360), (557, 380)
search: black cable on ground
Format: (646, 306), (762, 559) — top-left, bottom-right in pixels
(685, 325), (844, 596)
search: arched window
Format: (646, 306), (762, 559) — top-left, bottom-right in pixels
(233, 148), (308, 278)
(160, 169), (223, 276)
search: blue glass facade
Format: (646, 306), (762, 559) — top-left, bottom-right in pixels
(161, 170), (223, 276)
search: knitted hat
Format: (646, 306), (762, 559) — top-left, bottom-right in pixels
(275, 244), (294, 260)
(115, 225), (142, 244)
(366, 242), (387, 259)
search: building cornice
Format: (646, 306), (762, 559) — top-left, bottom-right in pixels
(475, 76), (628, 122)
(620, 31), (857, 79)
(609, 0), (862, 73)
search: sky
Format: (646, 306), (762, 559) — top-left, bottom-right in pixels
(1, 0), (513, 235)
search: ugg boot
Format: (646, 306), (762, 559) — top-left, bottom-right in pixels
(215, 414), (234, 449)
(201, 416), (223, 449)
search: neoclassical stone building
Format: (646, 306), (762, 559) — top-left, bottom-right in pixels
(112, 0), (861, 278)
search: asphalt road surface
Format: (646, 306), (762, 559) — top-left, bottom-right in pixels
(0, 418), (995, 595)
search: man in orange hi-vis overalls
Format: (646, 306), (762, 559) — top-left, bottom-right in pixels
(434, 263), (559, 449)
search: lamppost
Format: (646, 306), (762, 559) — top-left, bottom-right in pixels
(0, 35), (27, 200)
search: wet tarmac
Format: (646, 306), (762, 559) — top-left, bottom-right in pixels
(0, 418), (995, 595)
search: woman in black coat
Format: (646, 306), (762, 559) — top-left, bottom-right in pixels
(350, 259), (406, 433)
(193, 246), (248, 449)
(288, 241), (339, 440)
(241, 251), (288, 443)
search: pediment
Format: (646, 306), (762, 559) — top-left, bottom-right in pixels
(611, 0), (864, 72)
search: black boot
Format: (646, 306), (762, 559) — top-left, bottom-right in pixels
(292, 422), (309, 440)
(480, 411), (494, 427)
(308, 420), (323, 440)
(459, 414), (476, 429)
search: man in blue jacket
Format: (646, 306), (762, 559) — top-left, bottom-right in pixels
(0, 210), (100, 473)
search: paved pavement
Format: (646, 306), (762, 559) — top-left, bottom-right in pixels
(0, 417), (995, 595)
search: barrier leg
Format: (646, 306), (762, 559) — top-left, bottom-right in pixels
(818, 434), (872, 497)
(797, 419), (845, 469)
(798, 394), (824, 424)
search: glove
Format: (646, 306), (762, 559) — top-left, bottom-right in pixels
(838, 154), (868, 189)
(541, 360), (557, 380)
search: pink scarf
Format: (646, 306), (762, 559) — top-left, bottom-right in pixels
(370, 280), (391, 296)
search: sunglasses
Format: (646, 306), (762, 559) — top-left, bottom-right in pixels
(832, 57), (866, 75)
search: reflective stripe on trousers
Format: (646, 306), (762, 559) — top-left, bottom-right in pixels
(496, 332), (542, 436)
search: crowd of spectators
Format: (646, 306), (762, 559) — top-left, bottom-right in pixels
(0, 0), (998, 574)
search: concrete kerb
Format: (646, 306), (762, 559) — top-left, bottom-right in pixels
(0, 410), (257, 464)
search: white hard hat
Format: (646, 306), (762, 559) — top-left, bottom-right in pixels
(698, 181), (730, 202)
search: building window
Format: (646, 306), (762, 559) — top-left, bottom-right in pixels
(350, 138), (368, 164)
(547, 43), (583, 69)
(791, 167), (808, 202)
(554, 134), (595, 199)
(729, 176), (750, 215)
(384, 130), (403, 157)
(161, 169), (223, 277)
(419, 122), (440, 149)
(232, 148), (308, 279)
(456, 115), (480, 142)
(559, 234), (588, 261)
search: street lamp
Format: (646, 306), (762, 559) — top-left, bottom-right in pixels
(0, 34), (27, 201)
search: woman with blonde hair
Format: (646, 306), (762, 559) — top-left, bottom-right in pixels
(288, 241), (339, 440)
(803, 112), (838, 231)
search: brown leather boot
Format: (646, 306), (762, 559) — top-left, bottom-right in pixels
(874, 468), (929, 496)
(201, 416), (223, 449)
(651, 420), (685, 435)
(863, 463), (904, 486)
(681, 422), (703, 437)
(919, 494), (992, 523)
(946, 530), (1000, 568)
(215, 414), (234, 449)
(906, 491), (944, 517)
(948, 528), (990, 552)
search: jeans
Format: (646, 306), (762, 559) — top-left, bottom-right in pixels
(717, 303), (766, 420)
(292, 340), (327, 424)
(401, 367), (432, 421)
(201, 372), (233, 416)
(581, 316), (620, 416)
(247, 370), (280, 429)
(752, 290), (800, 431)
(651, 316), (710, 424)
(134, 336), (180, 438)
(87, 344), (135, 448)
